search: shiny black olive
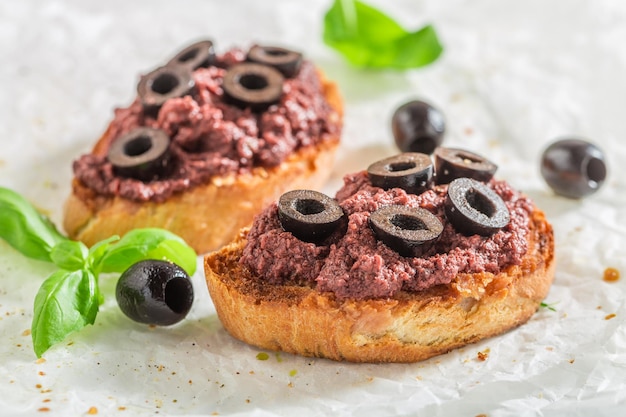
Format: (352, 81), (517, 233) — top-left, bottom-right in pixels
(222, 63), (284, 112)
(137, 65), (194, 116)
(116, 260), (194, 326)
(167, 40), (216, 70)
(434, 147), (498, 184)
(445, 177), (510, 236)
(278, 189), (346, 244)
(367, 153), (434, 195)
(369, 205), (443, 257)
(540, 138), (607, 199)
(247, 45), (303, 78)
(391, 100), (445, 154)
(108, 127), (172, 182)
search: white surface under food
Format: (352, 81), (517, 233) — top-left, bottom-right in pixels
(0, 0), (625, 416)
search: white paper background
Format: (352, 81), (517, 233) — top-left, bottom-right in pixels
(1, 0), (625, 416)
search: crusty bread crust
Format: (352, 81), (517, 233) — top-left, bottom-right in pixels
(63, 73), (342, 254)
(204, 207), (555, 363)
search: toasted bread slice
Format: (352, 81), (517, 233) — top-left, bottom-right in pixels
(63, 73), (342, 254)
(204, 207), (554, 363)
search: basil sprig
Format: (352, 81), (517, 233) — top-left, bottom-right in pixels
(323, 0), (443, 69)
(0, 186), (198, 357)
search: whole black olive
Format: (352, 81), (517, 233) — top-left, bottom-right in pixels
(367, 153), (434, 195)
(278, 189), (346, 244)
(369, 205), (443, 257)
(137, 65), (195, 116)
(222, 63), (284, 112)
(247, 45), (303, 78)
(391, 100), (445, 155)
(434, 147), (498, 184)
(445, 177), (510, 236)
(116, 260), (194, 326)
(108, 127), (172, 182)
(167, 39), (217, 70)
(540, 138), (607, 199)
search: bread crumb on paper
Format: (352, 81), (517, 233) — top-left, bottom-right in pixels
(477, 348), (490, 361)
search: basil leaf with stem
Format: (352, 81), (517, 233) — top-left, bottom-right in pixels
(96, 228), (197, 275)
(86, 235), (120, 272)
(32, 269), (100, 358)
(49, 240), (89, 271)
(0, 187), (67, 262)
(323, 0), (443, 69)
(0, 187), (199, 357)
(31, 228), (197, 357)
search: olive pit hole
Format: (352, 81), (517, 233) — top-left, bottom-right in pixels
(239, 74), (268, 90)
(177, 48), (199, 63)
(466, 188), (496, 217)
(587, 157), (607, 184)
(151, 72), (180, 95)
(295, 198), (325, 216)
(391, 214), (427, 231)
(387, 161), (416, 172)
(460, 153), (482, 165)
(123, 135), (153, 157)
(266, 49), (288, 56)
(165, 278), (191, 314)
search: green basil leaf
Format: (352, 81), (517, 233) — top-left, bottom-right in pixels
(323, 0), (443, 69)
(49, 240), (89, 271)
(87, 235), (120, 274)
(0, 187), (68, 262)
(31, 269), (100, 357)
(97, 228), (197, 275)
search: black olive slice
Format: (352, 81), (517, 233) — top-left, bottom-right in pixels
(108, 127), (172, 182)
(369, 205), (443, 257)
(278, 189), (346, 244)
(367, 153), (434, 194)
(137, 65), (194, 116)
(434, 147), (497, 184)
(444, 177), (510, 236)
(222, 63), (284, 112)
(247, 45), (303, 78)
(167, 39), (216, 70)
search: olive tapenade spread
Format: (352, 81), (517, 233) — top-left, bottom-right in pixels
(241, 151), (533, 300)
(72, 42), (341, 202)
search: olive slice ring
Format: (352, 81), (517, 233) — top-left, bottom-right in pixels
(369, 205), (443, 257)
(434, 147), (497, 184)
(108, 127), (172, 182)
(367, 153), (434, 195)
(222, 63), (284, 112)
(444, 177), (510, 236)
(167, 39), (216, 70)
(247, 45), (303, 78)
(137, 65), (195, 116)
(278, 189), (346, 244)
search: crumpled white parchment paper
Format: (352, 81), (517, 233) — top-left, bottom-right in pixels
(1, 0), (625, 416)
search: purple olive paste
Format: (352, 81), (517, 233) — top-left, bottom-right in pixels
(72, 47), (341, 202)
(240, 171), (534, 300)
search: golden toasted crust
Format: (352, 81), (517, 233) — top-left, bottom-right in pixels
(204, 208), (555, 363)
(63, 73), (342, 254)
